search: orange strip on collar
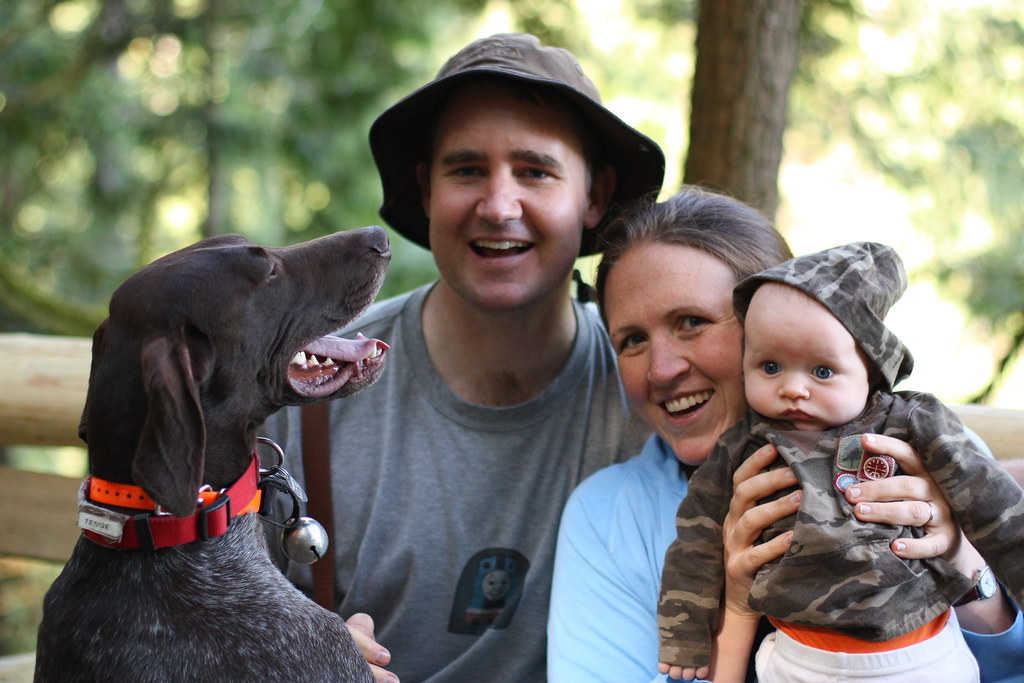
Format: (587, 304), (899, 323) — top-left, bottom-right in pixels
(81, 454), (263, 550)
(88, 480), (262, 514)
(198, 488), (262, 515)
(89, 478), (156, 510)
(89, 453), (264, 515)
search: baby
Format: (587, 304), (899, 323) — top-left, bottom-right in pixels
(657, 242), (1024, 682)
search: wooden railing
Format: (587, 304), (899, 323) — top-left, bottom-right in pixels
(1, 334), (92, 564)
(0, 332), (1021, 680)
(0, 332), (1022, 565)
(0, 334), (90, 448)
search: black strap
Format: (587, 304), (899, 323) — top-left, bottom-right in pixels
(573, 268), (596, 303)
(301, 402), (336, 611)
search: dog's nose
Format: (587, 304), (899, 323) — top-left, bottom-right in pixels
(363, 225), (391, 257)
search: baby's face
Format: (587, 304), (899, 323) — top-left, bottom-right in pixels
(742, 283), (872, 431)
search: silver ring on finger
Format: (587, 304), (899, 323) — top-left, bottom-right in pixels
(926, 502), (936, 525)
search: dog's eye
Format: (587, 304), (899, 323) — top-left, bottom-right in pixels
(266, 262), (280, 281)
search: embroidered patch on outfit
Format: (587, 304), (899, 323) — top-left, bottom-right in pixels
(834, 434), (898, 493)
(858, 455), (897, 480)
(833, 472), (860, 493)
(836, 435), (866, 473)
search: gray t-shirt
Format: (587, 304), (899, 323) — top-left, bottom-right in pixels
(267, 283), (643, 682)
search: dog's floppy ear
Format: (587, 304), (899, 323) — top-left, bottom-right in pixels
(78, 318), (110, 446)
(132, 331), (209, 517)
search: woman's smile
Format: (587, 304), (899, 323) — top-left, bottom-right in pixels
(605, 243), (747, 466)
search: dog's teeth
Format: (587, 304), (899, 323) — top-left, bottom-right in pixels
(291, 351), (307, 366)
(323, 357), (336, 367)
(368, 347), (380, 359)
(307, 355), (321, 368)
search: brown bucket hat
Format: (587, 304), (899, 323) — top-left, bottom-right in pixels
(368, 32), (666, 256)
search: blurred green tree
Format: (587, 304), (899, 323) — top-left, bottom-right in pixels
(0, 0), (485, 335)
(791, 1), (1024, 402)
(2, 0), (1021, 401)
(646, 0), (1023, 403)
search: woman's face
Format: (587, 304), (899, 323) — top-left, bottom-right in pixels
(604, 243), (746, 466)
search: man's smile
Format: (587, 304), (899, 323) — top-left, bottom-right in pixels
(471, 239), (532, 257)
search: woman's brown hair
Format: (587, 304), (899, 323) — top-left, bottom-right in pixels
(594, 185), (793, 325)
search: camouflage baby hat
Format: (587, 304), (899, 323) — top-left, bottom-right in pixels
(733, 241), (914, 391)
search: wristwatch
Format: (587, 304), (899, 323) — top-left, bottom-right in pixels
(954, 565), (998, 606)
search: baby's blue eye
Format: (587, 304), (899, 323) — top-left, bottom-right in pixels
(813, 366), (834, 379)
(762, 361), (780, 375)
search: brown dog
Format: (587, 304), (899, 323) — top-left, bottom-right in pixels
(35, 228), (389, 682)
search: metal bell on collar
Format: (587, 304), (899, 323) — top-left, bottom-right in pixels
(281, 516), (329, 565)
(256, 438), (329, 565)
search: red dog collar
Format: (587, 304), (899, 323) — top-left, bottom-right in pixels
(79, 454), (262, 551)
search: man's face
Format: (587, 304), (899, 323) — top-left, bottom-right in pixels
(418, 82), (612, 313)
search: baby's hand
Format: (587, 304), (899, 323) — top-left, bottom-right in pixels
(659, 661), (708, 680)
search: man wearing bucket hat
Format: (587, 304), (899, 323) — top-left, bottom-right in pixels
(657, 242), (1024, 681)
(268, 33), (664, 681)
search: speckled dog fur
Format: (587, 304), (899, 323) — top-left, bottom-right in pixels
(36, 228), (390, 682)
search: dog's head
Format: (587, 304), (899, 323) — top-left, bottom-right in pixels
(81, 227), (390, 516)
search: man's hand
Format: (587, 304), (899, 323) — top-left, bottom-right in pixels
(1000, 457), (1024, 488)
(346, 613), (398, 683)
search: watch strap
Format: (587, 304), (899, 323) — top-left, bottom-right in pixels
(953, 565), (994, 606)
(954, 585), (982, 607)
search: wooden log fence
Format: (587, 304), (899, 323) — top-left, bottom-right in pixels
(0, 332), (1021, 565)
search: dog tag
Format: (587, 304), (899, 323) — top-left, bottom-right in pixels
(76, 482), (129, 542)
(78, 502), (129, 541)
(255, 439), (308, 501)
(278, 467), (308, 503)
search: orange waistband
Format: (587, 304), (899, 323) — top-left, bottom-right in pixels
(769, 610), (950, 653)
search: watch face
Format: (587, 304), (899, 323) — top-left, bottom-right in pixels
(978, 566), (998, 599)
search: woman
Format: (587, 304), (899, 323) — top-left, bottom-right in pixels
(547, 187), (1024, 682)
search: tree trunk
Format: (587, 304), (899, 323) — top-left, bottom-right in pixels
(683, 0), (803, 221)
(201, 0), (226, 239)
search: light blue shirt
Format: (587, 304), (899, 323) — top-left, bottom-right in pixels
(548, 433), (1024, 683)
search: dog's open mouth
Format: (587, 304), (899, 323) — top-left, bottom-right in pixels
(287, 333), (388, 399)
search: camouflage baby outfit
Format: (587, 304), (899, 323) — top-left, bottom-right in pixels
(657, 242), (1024, 669)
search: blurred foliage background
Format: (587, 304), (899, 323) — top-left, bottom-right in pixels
(2, 0), (1022, 402)
(1, 0), (1023, 656)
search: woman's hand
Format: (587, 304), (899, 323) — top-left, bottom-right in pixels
(345, 613), (399, 683)
(844, 433), (1014, 634)
(722, 443), (800, 618)
(684, 443), (801, 683)
(843, 434), (958, 560)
